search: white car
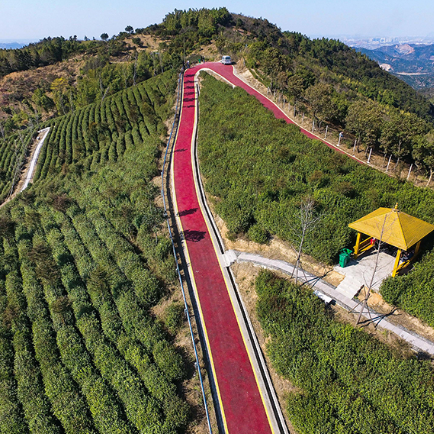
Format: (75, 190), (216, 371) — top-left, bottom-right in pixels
(221, 55), (231, 65)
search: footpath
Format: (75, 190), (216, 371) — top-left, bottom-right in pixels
(225, 250), (434, 357)
(0, 127), (50, 209)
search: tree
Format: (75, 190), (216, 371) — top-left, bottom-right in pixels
(125, 25), (134, 34)
(100, 33), (109, 41)
(304, 82), (338, 128)
(262, 47), (283, 89)
(286, 74), (304, 105)
(215, 36), (226, 54)
(413, 131), (434, 185)
(132, 37), (142, 47)
(345, 99), (384, 150)
(380, 111), (428, 163)
(290, 197), (322, 283)
(50, 77), (70, 115)
(32, 88), (54, 113)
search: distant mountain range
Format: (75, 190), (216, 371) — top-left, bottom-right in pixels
(357, 44), (434, 91)
(0, 42), (27, 49)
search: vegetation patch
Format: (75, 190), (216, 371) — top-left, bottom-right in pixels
(255, 270), (434, 434)
(0, 72), (193, 433)
(198, 74), (434, 325)
(198, 75), (434, 262)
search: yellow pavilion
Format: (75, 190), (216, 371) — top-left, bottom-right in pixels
(348, 205), (434, 277)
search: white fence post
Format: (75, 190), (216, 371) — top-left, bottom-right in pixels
(386, 155), (392, 172)
(367, 147), (372, 164)
(407, 164), (413, 181)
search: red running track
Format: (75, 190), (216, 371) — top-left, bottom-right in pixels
(173, 64), (274, 433)
(173, 61), (368, 433)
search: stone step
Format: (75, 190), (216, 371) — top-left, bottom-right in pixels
(336, 277), (364, 299)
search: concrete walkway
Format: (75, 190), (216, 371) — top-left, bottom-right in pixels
(0, 127), (50, 209)
(224, 250), (434, 356)
(334, 251), (396, 298)
(20, 127), (50, 192)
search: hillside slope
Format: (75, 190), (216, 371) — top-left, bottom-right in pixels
(0, 72), (202, 434)
(358, 44), (434, 90)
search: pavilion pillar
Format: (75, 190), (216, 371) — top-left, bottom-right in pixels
(354, 232), (362, 258)
(415, 240), (421, 256)
(392, 249), (402, 277)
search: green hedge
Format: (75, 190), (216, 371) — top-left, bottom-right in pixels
(256, 270), (434, 434)
(0, 71), (190, 433)
(381, 248), (434, 327)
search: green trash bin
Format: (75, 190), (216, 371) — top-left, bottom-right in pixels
(339, 248), (352, 268)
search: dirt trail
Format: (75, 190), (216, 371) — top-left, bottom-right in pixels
(0, 127), (50, 208)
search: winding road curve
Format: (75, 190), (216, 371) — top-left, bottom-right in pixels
(171, 61), (344, 433)
(172, 63), (286, 433)
(172, 61), (388, 432)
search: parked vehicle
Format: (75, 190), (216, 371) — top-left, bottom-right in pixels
(221, 55), (231, 65)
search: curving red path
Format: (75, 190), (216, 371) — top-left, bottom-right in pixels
(173, 62), (369, 433)
(174, 61), (360, 433)
(173, 63), (275, 433)
(193, 62), (361, 161)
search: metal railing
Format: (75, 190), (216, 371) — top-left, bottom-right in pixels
(160, 72), (213, 433)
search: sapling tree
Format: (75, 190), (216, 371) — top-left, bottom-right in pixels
(291, 196), (322, 283)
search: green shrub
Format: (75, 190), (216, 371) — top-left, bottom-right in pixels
(381, 249), (434, 327)
(164, 303), (185, 334)
(247, 223), (269, 244)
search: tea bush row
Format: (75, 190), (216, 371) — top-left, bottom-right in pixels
(256, 270), (434, 434)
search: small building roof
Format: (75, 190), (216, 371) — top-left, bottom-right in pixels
(348, 206), (434, 251)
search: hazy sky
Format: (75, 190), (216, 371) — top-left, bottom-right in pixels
(1, 0), (433, 42)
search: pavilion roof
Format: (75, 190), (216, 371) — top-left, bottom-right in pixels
(348, 206), (434, 251)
